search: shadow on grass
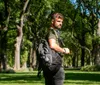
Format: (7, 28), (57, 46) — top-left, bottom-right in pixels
(65, 72), (100, 81)
(0, 72), (44, 83)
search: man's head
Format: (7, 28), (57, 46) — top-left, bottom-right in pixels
(51, 13), (64, 29)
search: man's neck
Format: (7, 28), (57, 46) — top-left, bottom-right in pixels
(50, 26), (58, 30)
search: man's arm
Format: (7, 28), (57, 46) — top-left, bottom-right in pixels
(48, 39), (70, 54)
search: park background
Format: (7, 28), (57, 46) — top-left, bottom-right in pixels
(0, 0), (100, 85)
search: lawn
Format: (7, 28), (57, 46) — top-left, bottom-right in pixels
(0, 70), (100, 85)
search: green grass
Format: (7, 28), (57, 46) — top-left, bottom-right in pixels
(0, 70), (100, 85)
(65, 70), (100, 85)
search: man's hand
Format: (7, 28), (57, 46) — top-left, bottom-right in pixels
(63, 48), (70, 54)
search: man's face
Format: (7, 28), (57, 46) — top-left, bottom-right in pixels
(52, 18), (63, 29)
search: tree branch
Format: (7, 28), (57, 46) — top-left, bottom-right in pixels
(20, 0), (30, 28)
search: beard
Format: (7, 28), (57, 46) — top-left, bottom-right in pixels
(55, 25), (62, 29)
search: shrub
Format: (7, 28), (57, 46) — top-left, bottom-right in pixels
(81, 65), (100, 71)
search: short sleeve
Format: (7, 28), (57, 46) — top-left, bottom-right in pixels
(48, 30), (56, 40)
(48, 29), (59, 45)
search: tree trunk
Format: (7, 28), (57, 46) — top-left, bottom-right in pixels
(94, 19), (100, 66)
(72, 49), (79, 67)
(81, 48), (85, 66)
(14, 26), (23, 70)
(72, 55), (75, 67)
(30, 48), (37, 69)
(80, 34), (85, 66)
(0, 54), (7, 70)
(21, 62), (27, 70)
(94, 45), (100, 66)
(32, 49), (37, 69)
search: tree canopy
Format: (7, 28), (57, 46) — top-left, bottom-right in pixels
(0, 0), (100, 71)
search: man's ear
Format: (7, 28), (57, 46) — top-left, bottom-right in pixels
(51, 19), (54, 24)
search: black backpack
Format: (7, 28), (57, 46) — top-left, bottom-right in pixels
(37, 39), (62, 75)
(36, 29), (64, 77)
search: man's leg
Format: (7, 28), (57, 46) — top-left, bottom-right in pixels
(53, 67), (65, 85)
(45, 77), (53, 85)
(43, 70), (54, 85)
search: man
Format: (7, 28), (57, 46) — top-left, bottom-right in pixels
(43, 13), (70, 85)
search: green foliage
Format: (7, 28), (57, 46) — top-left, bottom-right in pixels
(20, 36), (32, 65)
(6, 29), (17, 66)
(93, 36), (100, 44)
(0, 2), (4, 15)
(85, 33), (92, 49)
(0, 1), (6, 25)
(22, 36), (33, 48)
(63, 55), (72, 67)
(21, 50), (28, 65)
(28, 0), (61, 40)
(6, 49), (14, 67)
(7, 29), (17, 45)
(0, 0), (100, 69)
(81, 65), (100, 71)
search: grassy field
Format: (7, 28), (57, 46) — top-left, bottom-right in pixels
(0, 70), (100, 85)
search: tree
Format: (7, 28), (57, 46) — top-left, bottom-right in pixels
(14, 0), (30, 70)
(0, 0), (10, 70)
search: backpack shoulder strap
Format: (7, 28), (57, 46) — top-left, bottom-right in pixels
(50, 28), (65, 46)
(49, 28), (59, 39)
(53, 29), (59, 39)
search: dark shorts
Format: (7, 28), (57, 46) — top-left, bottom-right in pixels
(43, 67), (65, 85)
